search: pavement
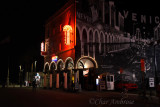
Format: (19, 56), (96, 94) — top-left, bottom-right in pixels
(0, 87), (160, 107)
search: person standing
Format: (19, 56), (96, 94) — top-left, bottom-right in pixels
(32, 79), (36, 92)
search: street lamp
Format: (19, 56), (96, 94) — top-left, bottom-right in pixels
(35, 61), (37, 72)
(19, 65), (23, 87)
(154, 42), (158, 92)
(133, 73), (135, 83)
(19, 65), (22, 71)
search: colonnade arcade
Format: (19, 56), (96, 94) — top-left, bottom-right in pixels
(76, 24), (131, 59)
(43, 56), (98, 90)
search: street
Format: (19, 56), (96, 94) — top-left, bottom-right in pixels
(0, 88), (159, 107)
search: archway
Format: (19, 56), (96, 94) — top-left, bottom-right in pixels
(57, 59), (64, 89)
(50, 61), (57, 88)
(94, 30), (99, 56)
(44, 62), (50, 88)
(82, 28), (88, 56)
(75, 27), (81, 58)
(65, 57), (74, 90)
(100, 32), (105, 55)
(89, 29), (93, 57)
(76, 56), (98, 90)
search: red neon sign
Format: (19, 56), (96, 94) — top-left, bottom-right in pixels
(63, 25), (72, 45)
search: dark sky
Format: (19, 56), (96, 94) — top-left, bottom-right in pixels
(0, 0), (68, 63)
(114, 0), (160, 14)
(0, 0), (69, 84)
(0, 0), (160, 84)
(0, 0), (159, 56)
(0, 0), (160, 65)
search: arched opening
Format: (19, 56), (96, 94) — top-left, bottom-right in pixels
(76, 56), (98, 90)
(75, 27), (81, 58)
(89, 30), (93, 57)
(82, 29), (88, 56)
(44, 62), (50, 88)
(94, 31), (99, 57)
(100, 33), (104, 55)
(57, 60), (64, 89)
(112, 36), (114, 51)
(65, 57), (74, 89)
(50, 62), (57, 88)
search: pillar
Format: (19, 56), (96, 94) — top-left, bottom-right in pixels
(88, 44), (89, 56)
(64, 73), (67, 89)
(81, 42), (84, 56)
(74, 71), (77, 83)
(56, 73), (59, 88)
(50, 74), (52, 88)
(93, 45), (95, 59)
(104, 44), (106, 55)
(44, 74), (46, 88)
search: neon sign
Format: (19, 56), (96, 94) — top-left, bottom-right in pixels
(63, 25), (72, 45)
(41, 42), (45, 52)
(52, 56), (58, 62)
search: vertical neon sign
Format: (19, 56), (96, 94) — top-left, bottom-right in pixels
(63, 25), (72, 45)
(41, 42), (45, 51)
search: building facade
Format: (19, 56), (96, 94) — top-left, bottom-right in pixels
(41, 0), (135, 90)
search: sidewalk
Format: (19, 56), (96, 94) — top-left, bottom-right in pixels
(0, 87), (159, 107)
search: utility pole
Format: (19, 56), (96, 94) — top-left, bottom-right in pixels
(7, 56), (9, 87)
(154, 42), (158, 96)
(7, 66), (9, 87)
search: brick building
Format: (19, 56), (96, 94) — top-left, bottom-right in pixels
(41, 0), (134, 90)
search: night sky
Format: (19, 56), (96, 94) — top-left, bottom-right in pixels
(0, 0), (68, 60)
(0, 0), (160, 84)
(0, 0), (68, 84)
(0, 0), (159, 62)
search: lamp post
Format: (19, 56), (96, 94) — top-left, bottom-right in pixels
(32, 61), (37, 81)
(35, 61), (37, 72)
(154, 42), (158, 95)
(19, 65), (23, 87)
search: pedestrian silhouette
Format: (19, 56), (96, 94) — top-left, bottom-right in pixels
(32, 79), (37, 92)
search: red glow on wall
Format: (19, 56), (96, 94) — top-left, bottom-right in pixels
(45, 0), (76, 61)
(63, 25), (72, 45)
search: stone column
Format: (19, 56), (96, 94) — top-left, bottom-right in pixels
(56, 73), (59, 88)
(64, 73), (67, 89)
(93, 45), (95, 59)
(74, 71), (77, 83)
(50, 74), (52, 88)
(44, 74), (46, 88)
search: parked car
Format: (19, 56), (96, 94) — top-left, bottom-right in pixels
(115, 81), (138, 90)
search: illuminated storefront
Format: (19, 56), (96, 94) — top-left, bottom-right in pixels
(41, 0), (135, 91)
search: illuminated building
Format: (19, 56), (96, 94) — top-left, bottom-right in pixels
(41, 0), (134, 90)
